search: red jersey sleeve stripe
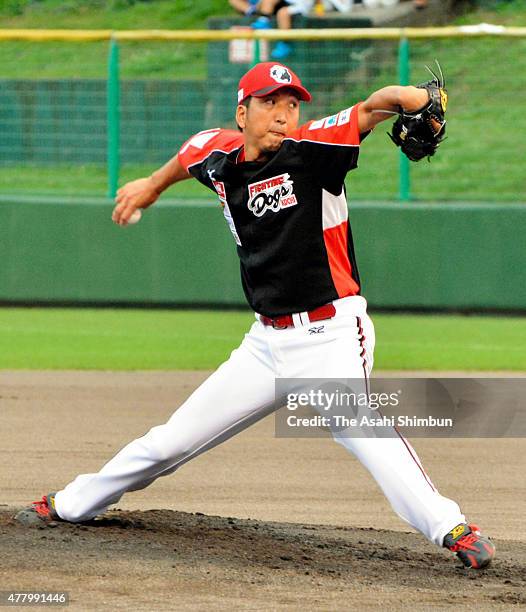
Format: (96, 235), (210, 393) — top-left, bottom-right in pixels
(177, 129), (244, 172)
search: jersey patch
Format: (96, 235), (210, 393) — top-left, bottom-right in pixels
(247, 173), (298, 217)
(323, 114), (338, 128)
(308, 117), (325, 130)
(213, 180), (227, 204)
(208, 170), (228, 208)
(208, 170), (241, 245)
(337, 107), (352, 126)
(309, 107), (354, 132)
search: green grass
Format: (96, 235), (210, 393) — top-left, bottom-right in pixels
(0, 39), (210, 79)
(456, 1), (526, 26)
(0, 307), (525, 371)
(376, 313), (526, 371)
(0, 0), (228, 79)
(0, 0), (228, 28)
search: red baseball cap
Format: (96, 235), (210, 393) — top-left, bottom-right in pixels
(237, 62), (312, 104)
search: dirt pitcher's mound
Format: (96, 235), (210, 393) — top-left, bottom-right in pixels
(2, 509), (525, 611)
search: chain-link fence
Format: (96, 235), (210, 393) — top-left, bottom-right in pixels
(0, 28), (525, 201)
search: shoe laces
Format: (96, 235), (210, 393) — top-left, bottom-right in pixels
(450, 524), (481, 553)
(31, 496), (51, 517)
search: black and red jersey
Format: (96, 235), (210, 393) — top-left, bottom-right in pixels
(177, 104), (363, 318)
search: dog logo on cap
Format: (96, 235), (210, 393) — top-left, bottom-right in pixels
(270, 65), (292, 84)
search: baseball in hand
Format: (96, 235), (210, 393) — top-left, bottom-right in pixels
(128, 209), (142, 225)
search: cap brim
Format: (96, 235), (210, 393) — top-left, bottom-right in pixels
(251, 84), (312, 102)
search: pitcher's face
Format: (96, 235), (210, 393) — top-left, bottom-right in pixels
(237, 88), (300, 161)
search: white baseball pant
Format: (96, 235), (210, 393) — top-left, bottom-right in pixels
(54, 296), (465, 546)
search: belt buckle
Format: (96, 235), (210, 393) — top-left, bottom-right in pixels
(272, 320), (289, 330)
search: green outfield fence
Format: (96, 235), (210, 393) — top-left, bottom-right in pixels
(1, 196), (525, 311)
(0, 26), (525, 201)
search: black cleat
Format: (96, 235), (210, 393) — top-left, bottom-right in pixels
(443, 523), (495, 569)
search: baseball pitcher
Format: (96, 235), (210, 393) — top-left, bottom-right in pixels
(17, 62), (494, 570)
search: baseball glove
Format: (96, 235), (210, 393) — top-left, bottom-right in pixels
(388, 62), (448, 162)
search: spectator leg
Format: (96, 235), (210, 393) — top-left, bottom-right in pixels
(276, 6), (292, 29)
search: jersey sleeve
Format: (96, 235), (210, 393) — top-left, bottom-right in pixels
(288, 103), (363, 194)
(177, 128), (243, 186)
